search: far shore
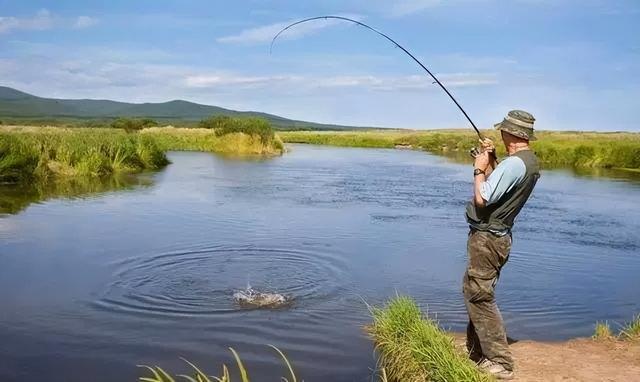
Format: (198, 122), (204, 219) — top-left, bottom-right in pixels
(279, 129), (640, 173)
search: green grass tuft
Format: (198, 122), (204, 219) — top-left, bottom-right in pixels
(620, 314), (640, 340)
(138, 346), (298, 382)
(592, 322), (614, 340)
(368, 296), (492, 382)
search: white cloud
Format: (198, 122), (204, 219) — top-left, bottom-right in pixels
(184, 71), (496, 91)
(217, 15), (363, 44)
(0, 9), (98, 34)
(0, 9), (53, 34)
(185, 74), (302, 88)
(390, 0), (443, 16)
(74, 16), (98, 29)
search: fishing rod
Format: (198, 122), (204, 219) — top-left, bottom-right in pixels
(270, 15), (484, 140)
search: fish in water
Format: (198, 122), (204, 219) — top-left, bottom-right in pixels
(233, 287), (291, 308)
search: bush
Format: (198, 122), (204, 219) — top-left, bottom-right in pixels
(110, 117), (158, 131)
(199, 115), (234, 129)
(199, 116), (275, 143)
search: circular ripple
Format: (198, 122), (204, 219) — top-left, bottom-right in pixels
(91, 245), (348, 317)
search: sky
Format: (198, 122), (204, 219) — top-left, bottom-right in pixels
(1, 0), (638, 131)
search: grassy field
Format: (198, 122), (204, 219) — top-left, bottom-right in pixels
(0, 124), (284, 182)
(369, 296), (492, 382)
(280, 130), (640, 171)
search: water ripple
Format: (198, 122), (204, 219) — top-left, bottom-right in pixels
(90, 245), (349, 317)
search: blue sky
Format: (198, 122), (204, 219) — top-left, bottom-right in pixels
(1, 0), (638, 131)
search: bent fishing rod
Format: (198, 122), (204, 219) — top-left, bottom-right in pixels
(270, 15), (484, 140)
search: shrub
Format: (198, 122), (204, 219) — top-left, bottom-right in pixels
(199, 116), (275, 143)
(199, 115), (234, 129)
(110, 117), (159, 131)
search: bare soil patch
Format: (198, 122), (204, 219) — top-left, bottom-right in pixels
(509, 338), (640, 382)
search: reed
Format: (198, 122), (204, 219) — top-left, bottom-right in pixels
(280, 130), (640, 171)
(138, 345), (298, 382)
(368, 296), (492, 382)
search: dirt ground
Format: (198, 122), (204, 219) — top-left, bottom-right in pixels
(509, 338), (640, 382)
(454, 335), (640, 381)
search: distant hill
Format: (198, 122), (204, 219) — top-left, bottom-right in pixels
(0, 86), (360, 130)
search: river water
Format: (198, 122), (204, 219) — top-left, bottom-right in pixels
(1, 145), (639, 381)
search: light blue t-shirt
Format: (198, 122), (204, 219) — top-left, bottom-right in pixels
(480, 155), (527, 205)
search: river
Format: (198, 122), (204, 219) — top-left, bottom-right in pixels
(1, 144), (639, 381)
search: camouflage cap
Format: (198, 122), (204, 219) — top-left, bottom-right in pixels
(494, 110), (536, 141)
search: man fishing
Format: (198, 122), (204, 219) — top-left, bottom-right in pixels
(272, 17), (542, 379)
(463, 110), (540, 380)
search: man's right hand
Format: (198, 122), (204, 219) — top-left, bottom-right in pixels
(479, 137), (498, 172)
(479, 137), (495, 153)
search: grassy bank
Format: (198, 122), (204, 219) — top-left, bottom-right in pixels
(369, 296), (491, 382)
(280, 130), (640, 171)
(0, 123), (284, 182)
(0, 126), (168, 182)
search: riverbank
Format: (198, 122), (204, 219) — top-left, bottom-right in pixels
(280, 130), (640, 171)
(370, 297), (640, 382)
(0, 125), (284, 182)
(140, 296), (640, 381)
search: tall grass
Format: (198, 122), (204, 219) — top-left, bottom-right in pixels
(0, 127), (168, 182)
(138, 345), (298, 382)
(0, 123), (284, 182)
(280, 130), (640, 171)
(368, 296), (492, 382)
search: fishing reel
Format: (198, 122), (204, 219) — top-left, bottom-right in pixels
(469, 147), (499, 164)
(469, 147), (482, 158)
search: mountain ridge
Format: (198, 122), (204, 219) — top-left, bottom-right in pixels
(0, 86), (360, 130)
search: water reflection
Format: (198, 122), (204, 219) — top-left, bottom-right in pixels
(0, 173), (153, 215)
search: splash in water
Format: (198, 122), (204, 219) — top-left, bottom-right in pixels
(233, 286), (291, 308)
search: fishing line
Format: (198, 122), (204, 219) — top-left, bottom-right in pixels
(270, 15), (484, 139)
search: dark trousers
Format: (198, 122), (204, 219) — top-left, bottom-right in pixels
(462, 229), (514, 370)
